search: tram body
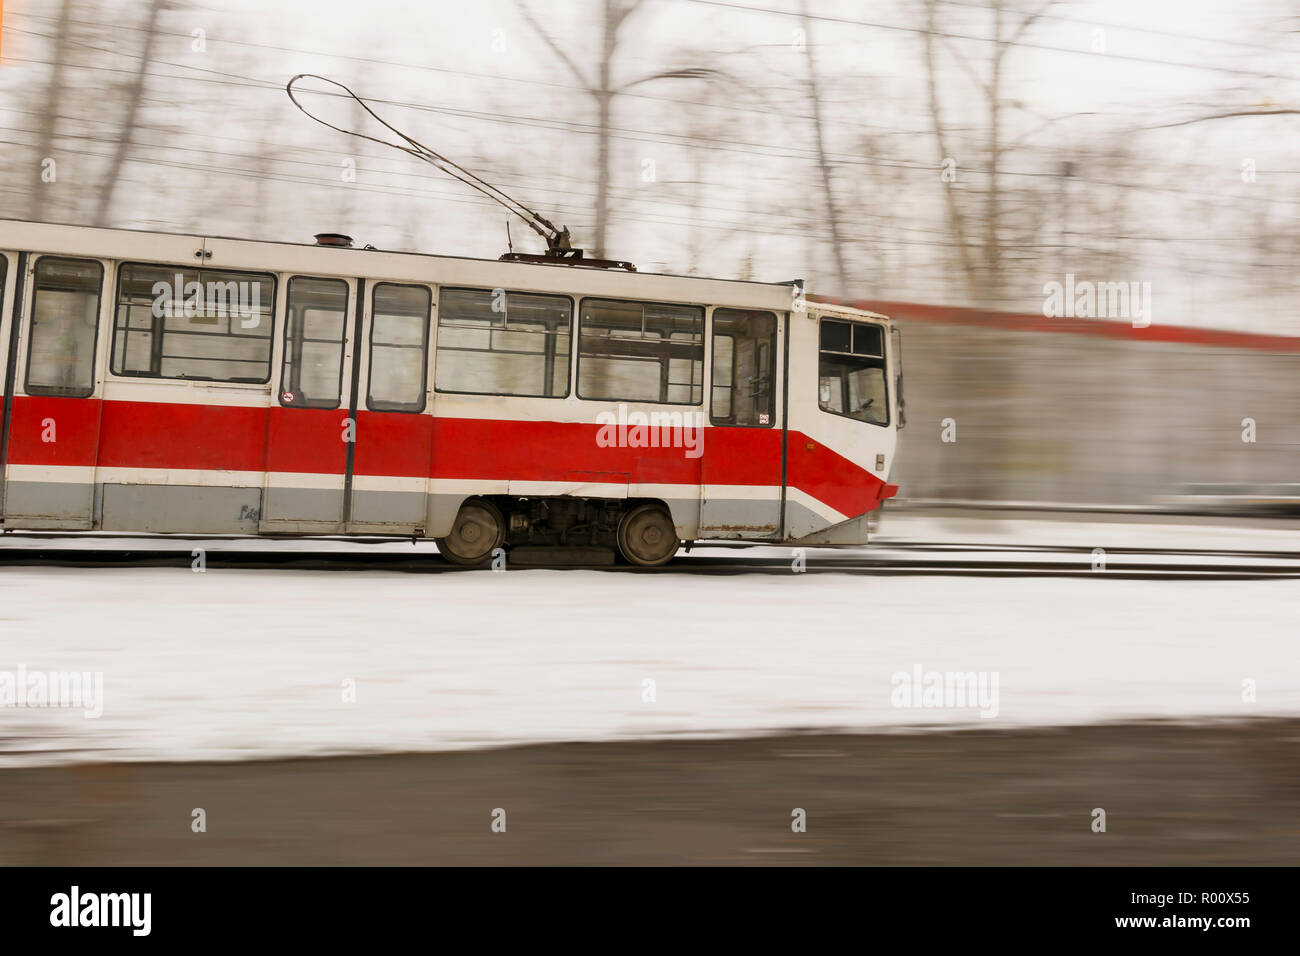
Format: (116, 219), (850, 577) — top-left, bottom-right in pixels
(0, 220), (900, 565)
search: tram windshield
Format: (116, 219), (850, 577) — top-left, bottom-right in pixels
(817, 318), (889, 426)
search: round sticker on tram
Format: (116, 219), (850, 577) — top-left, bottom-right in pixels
(282, 392), (295, 404)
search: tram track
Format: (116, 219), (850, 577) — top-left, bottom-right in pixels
(1, 538), (1298, 579)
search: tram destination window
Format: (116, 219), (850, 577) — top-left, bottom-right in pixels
(818, 318), (888, 427)
(711, 308), (776, 426)
(368, 284), (431, 412)
(281, 276), (348, 408)
(27, 257), (103, 398)
(435, 288), (571, 398)
(112, 264), (274, 383)
(578, 299), (703, 405)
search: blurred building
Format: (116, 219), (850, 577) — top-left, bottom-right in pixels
(852, 301), (1300, 508)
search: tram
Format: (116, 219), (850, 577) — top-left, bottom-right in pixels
(0, 217), (900, 566)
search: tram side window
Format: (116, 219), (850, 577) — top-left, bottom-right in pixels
(368, 284), (430, 413)
(112, 264), (274, 383)
(711, 308), (776, 426)
(578, 299), (703, 405)
(435, 288), (570, 398)
(27, 257), (103, 398)
(280, 277), (348, 408)
(818, 318), (888, 427)
(712, 333), (733, 419)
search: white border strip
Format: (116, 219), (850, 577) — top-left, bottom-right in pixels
(7, 465), (828, 515)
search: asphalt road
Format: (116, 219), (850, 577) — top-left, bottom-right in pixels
(1, 719), (1295, 865)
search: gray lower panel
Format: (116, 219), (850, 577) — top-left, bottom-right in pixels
(427, 493), (467, 538)
(349, 489), (427, 530)
(260, 487), (343, 529)
(2, 481), (94, 525)
(102, 483), (262, 534)
(696, 497), (780, 538)
(661, 497), (701, 539)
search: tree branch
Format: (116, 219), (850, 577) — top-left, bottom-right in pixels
(1142, 108), (1300, 130)
(512, 0), (589, 87)
(1008, 0), (1055, 47)
(617, 67), (721, 93)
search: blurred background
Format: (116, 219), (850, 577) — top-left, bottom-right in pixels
(5, 0), (1297, 511)
(2, 2), (1297, 868)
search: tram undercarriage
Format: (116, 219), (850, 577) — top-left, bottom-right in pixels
(437, 496), (683, 568)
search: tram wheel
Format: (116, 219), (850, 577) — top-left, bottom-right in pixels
(616, 503), (679, 567)
(436, 498), (505, 566)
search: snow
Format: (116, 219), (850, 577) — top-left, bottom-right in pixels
(876, 512), (1300, 553)
(1, 531), (1296, 766)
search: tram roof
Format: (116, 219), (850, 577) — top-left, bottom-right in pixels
(0, 219), (811, 314)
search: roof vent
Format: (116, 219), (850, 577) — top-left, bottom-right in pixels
(314, 233), (353, 248)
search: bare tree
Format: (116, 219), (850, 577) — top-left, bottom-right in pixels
(94, 0), (170, 226)
(799, 0), (849, 297)
(513, 0), (716, 257)
(93, 0), (170, 226)
(922, 0), (1054, 304)
(29, 0), (77, 222)
(923, 0), (978, 297)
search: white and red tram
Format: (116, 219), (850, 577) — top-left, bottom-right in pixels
(0, 220), (900, 566)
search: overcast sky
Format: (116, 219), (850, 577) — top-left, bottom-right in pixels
(2, 0), (1297, 331)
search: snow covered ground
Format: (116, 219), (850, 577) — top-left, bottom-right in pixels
(877, 510), (1300, 553)
(1, 514), (1296, 767)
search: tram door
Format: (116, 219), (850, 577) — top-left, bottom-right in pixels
(348, 282), (435, 534)
(0, 251), (14, 521)
(1, 253), (104, 530)
(260, 275), (360, 533)
(698, 308), (783, 538)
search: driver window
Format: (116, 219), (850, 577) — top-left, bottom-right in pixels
(818, 318), (888, 426)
